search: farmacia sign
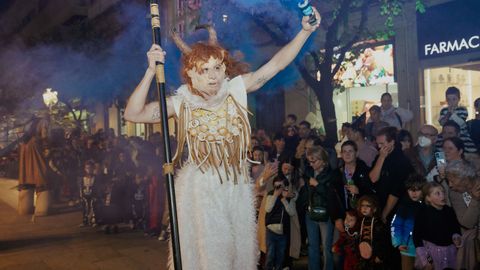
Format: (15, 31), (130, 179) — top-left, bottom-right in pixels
(424, 35), (480, 57)
(417, 1), (480, 60)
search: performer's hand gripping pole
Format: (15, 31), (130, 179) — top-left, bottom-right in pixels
(149, 2), (182, 269)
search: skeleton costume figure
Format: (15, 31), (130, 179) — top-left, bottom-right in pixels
(124, 9), (320, 270)
(80, 161), (97, 226)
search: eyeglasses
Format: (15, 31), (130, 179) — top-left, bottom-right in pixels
(308, 159), (319, 165)
(420, 132), (437, 137)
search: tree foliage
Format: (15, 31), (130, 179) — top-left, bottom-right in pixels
(205, 0), (425, 142)
(301, 0), (425, 142)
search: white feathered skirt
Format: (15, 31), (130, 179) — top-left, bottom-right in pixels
(168, 163), (258, 270)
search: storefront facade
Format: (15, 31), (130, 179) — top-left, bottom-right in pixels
(417, 0), (480, 130)
(284, 0), (479, 138)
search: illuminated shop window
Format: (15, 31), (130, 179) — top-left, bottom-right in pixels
(423, 64), (480, 129)
(331, 44), (398, 130)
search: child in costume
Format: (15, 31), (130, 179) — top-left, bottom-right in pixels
(124, 8), (321, 270)
(79, 160), (98, 227)
(96, 176), (123, 234)
(356, 195), (390, 270)
(129, 171), (148, 231)
(332, 210), (360, 270)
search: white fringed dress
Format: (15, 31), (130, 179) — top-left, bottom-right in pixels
(168, 75), (258, 270)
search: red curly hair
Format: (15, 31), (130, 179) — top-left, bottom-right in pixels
(356, 195), (380, 218)
(181, 42), (249, 96)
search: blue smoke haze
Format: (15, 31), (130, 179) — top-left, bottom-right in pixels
(197, 0), (317, 92)
(0, 2), (183, 113)
(0, 0), (317, 116)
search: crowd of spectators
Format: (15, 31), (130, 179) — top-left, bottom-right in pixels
(17, 127), (172, 238)
(2, 85), (479, 269)
(252, 87), (480, 270)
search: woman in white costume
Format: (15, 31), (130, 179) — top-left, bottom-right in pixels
(124, 9), (320, 270)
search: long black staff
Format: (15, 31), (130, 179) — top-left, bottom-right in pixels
(149, 2), (182, 269)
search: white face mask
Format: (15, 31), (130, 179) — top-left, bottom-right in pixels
(417, 136), (432, 148)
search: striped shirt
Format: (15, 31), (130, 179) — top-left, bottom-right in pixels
(437, 106), (477, 153)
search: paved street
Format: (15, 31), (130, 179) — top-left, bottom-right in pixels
(0, 179), (308, 270)
(0, 179), (168, 270)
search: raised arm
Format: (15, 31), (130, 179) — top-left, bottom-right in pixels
(124, 44), (175, 123)
(242, 7), (321, 93)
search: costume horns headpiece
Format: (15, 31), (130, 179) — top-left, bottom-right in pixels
(170, 24), (219, 54)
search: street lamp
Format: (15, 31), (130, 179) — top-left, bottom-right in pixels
(42, 88), (58, 109)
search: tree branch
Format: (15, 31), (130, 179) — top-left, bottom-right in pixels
(331, 0), (370, 76)
(64, 102), (77, 121)
(250, 16), (288, 46)
(310, 51), (321, 70)
(327, 0), (352, 41)
(296, 62), (318, 87)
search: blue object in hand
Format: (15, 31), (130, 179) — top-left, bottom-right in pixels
(298, 0), (317, 25)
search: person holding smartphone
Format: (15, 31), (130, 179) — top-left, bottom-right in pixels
(264, 177), (296, 270)
(428, 137), (467, 203)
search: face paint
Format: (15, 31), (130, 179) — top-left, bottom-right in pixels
(186, 56), (226, 97)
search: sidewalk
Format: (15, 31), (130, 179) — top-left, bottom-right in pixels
(0, 178), (168, 270)
(0, 178), (308, 269)
(0, 178), (18, 209)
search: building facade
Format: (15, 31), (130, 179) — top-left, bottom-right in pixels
(284, 0), (479, 138)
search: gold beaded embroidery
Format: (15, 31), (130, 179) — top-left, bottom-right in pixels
(173, 95), (251, 184)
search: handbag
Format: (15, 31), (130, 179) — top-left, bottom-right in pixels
(267, 209), (284, 235)
(308, 205), (328, 222)
(308, 183), (328, 222)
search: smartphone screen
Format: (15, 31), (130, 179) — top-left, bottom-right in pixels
(435, 151), (446, 167)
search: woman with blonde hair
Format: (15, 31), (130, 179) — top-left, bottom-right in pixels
(304, 145), (340, 270)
